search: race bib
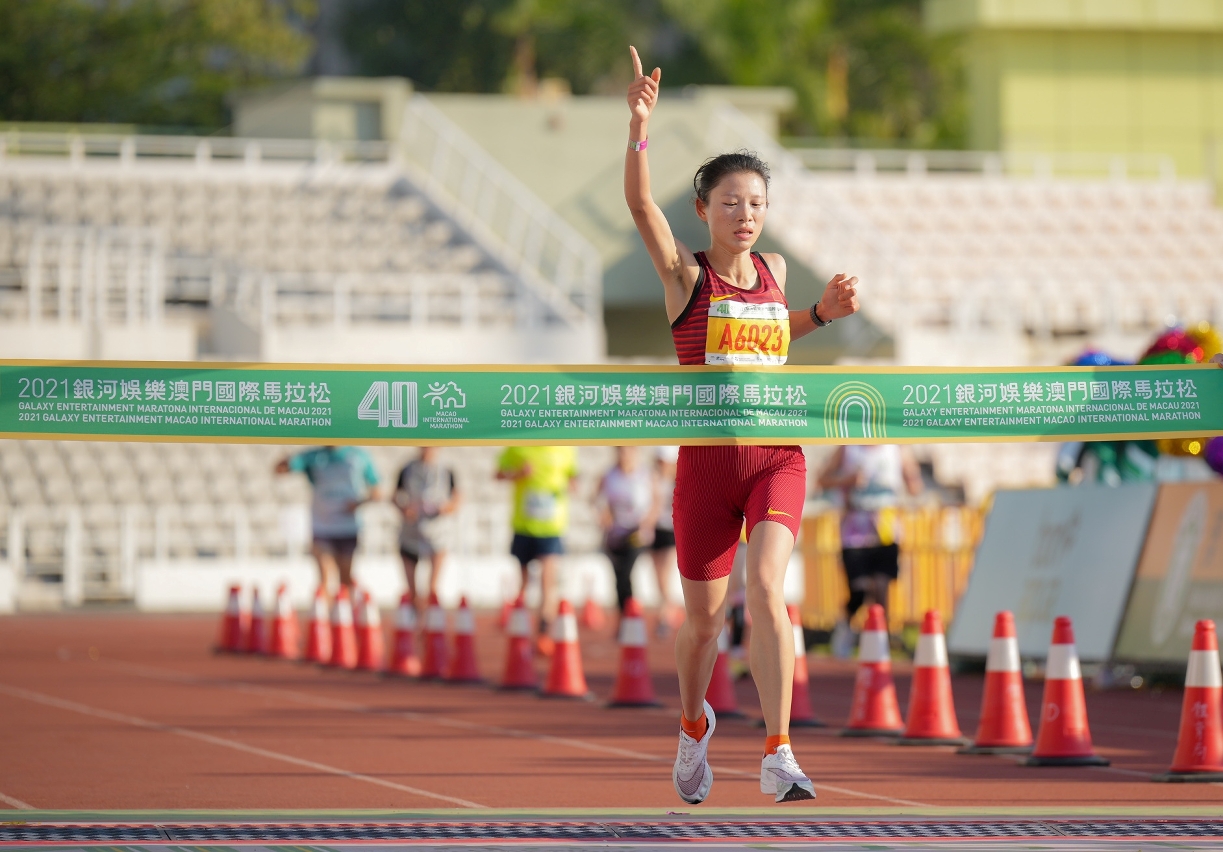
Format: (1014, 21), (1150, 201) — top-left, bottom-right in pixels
(705, 300), (789, 365)
(523, 489), (559, 522)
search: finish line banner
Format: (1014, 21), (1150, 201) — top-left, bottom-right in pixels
(1, 361), (1219, 446)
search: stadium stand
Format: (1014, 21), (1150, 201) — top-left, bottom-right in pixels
(3, 96), (1217, 606)
(0, 95), (603, 364)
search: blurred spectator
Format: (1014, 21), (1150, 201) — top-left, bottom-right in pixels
(496, 446), (578, 654)
(394, 447), (460, 611)
(1055, 440), (1157, 485)
(818, 445), (922, 656)
(274, 446), (381, 600)
(595, 446), (656, 616)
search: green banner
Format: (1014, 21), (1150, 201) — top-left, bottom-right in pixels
(1, 361), (1219, 445)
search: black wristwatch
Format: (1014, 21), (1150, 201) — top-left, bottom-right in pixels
(810, 302), (831, 327)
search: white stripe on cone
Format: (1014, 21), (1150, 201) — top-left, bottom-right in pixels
(986, 637), (1021, 673)
(1187, 649), (1223, 688)
(365, 599), (381, 627)
(508, 607), (531, 637)
(553, 613), (579, 643)
(858, 629), (890, 663)
(1046, 644), (1081, 680)
(792, 624), (805, 656)
(426, 606), (446, 632)
(313, 596), (328, 620)
(226, 590), (242, 615)
(619, 617), (647, 648)
(395, 604), (416, 630)
(333, 601), (353, 627)
(717, 625), (730, 653)
(454, 606), (475, 635)
(277, 591), (292, 617)
(914, 633), (948, 668)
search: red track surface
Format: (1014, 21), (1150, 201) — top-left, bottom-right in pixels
(0, 611), (1219, 811)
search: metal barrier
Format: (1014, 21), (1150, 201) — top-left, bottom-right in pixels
(799, 505), (986, 633)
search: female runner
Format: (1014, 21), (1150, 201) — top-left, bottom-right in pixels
(624, 46), (860, 804)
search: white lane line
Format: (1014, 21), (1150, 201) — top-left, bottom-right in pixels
(0, 791), (34, 810)
(0, 682), (483, 809)
(99, 658), (930, 808)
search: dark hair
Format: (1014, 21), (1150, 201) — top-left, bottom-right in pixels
(693, 150), (771, 204)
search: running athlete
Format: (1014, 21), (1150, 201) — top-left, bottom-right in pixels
(624, 46), (860, 805)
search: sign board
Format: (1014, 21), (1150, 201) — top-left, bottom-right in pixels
(947, 485), (1159, 662)
(1113, 482), (1223, 664)
(1, 362), (1219, 446)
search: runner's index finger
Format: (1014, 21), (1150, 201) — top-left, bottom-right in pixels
(630, 45), (643, 78)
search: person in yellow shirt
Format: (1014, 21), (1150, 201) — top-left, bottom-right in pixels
(496, 445), (579, 654)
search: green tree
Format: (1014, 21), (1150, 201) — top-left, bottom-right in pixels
(663, 0), (963, 145)
(0, 0), (313, 129)
(341, 0), (720, 95)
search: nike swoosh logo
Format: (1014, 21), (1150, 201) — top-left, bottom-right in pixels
(766, 509), (793, 518)
(709, 294), (737, 302)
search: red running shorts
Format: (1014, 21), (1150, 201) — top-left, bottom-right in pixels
(672, 445), (806, 582)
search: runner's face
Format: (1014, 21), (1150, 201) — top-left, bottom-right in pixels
(617, 446), (639, 471)
(697, 172), (768, 252)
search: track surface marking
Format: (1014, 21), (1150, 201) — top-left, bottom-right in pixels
(1, 613), (1220, 810)
(0, 682), (484, 808)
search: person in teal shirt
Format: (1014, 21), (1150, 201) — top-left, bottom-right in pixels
(496, 445), (578, 653)
(276, 446), (381, 601)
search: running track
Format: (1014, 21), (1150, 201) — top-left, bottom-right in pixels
(0, 612), (1219, 812)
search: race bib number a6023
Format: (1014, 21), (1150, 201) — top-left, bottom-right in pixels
(705, 300), (789, 366)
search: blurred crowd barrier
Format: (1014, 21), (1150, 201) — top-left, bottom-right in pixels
(799, 505), (987, 634)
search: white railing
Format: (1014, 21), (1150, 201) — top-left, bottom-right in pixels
(398, 96), (602, 331)
(23, 226), (165, 325)
(790, 146), (1178, 180)
(0, 129), (391, 167)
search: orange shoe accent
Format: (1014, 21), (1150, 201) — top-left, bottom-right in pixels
(764, 734), (790, 755)
(681, 712), (708, 741)
(534, 633), (556, 657)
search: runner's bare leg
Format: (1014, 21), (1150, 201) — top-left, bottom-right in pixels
(676, 575), (729, 722)
(745, 520), (796, 737)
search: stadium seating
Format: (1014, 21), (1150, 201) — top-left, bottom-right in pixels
(771, 168), (1223, 365)
(0, 439), (613, 603)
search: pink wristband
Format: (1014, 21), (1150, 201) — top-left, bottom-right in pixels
(628, 138), (648, 152)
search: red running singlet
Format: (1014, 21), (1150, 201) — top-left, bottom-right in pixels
(669, 252), (806, 582)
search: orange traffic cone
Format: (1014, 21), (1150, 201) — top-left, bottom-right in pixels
(420, 592), (449, 679)
(897, 610), (967, 746)
(543, 600), (591, 699)
(960, 611), (1031, 754)
(498, 592), (514, 632)
(387, 592), (422, 677)
(217, 584), (247, 653)
(1024, 616), (1108, 766)
(304, 586), (332, 664)
(245, 588), (268, 654)
(1153, 619), (1223, 782)
(446, 597), (482, 683)
(840, 604), (904, 737)
(268, 583), (300, 660)
(328, 586), (358, 670)
(787, 604), (825, 728)
(609, 597), (660, 707)
(704, 624), (742, 718)
(354, 589), (385, 672)
(500, 595), (537, 690)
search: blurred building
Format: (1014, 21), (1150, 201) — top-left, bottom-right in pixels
(927, 0), (1223, 178)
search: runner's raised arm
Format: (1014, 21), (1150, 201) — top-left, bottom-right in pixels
(623, 46), (700, 323)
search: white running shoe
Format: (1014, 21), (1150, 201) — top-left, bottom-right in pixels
(760, 744), (817, 803)
(672, 700), (716, 804)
